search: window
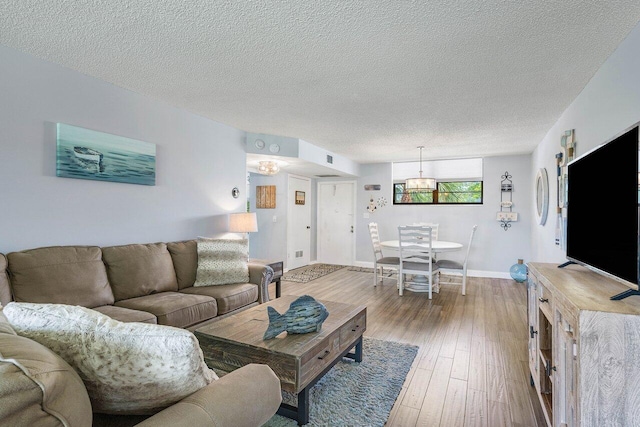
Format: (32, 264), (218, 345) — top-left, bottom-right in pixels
(394, 181), (483, 204)
(392, 158), (483, 205)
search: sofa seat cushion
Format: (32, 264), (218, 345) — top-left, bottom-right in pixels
(194, 238), (249, 287)
(93, 305), (157, 324)
(3, 302), (217, 415)
(0, 307), (93, 426)
(180, 283), (257, 315)
(7, 246), (114, 308)
(114, 292), (217, 327)
(102, 243), (179, 301)
(167, 240), (197, 290)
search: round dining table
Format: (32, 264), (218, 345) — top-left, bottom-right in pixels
(380, 240), (463, 252)
(379, 239), (463, 294)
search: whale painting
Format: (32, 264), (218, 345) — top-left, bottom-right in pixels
(56, 123), (156, 186)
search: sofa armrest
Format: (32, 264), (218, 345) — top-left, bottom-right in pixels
(136, 364), (281, 427)
(248, 263), (274, 304)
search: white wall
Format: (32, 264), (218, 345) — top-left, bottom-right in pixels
(355, 155), (531, 276)
(249, 172), (318, 266)
(0, 45), (247, 253)
(531, 22), (640, 263)
(249, 172), (289, 262)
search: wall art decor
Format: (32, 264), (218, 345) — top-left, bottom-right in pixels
(497, 171), (518, 231)
(555, 129), (576, 248)
(364, 184), (381, 191)
(256, 185), (276, 209)
(535, 168), (549, 225)
(295, 191), (305, 205)
(56, 123), (156, 186)
(366, 197), (377, 213)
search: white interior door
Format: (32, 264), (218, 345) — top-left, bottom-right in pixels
(287, 175), (311, 270)
(317, 181), (355, 265)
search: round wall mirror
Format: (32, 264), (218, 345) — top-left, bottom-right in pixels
(535, 168), (549, 225)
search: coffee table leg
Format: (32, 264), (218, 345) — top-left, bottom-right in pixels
(297, 386), (310, 425)
(276, 336), (364, 425)
(354, 337), (363, 362)
(343, 336), (363, 363)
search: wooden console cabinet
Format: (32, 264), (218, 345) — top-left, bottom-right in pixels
(527, 263), (640, 427)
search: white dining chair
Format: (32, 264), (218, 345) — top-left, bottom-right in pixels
(436, 225), (477, 295)
(398, 225), (440, 298)
(368, 222), (400, 287)
(411, 223), (439, 241)
(408, 222), (439, 261)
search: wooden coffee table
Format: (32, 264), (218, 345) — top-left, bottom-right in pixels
(194, 295), (367, 425)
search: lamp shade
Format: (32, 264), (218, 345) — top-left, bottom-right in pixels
(405, 177), (436, 191)
(228, 212), (258, 233)
(405, 146), (436, 191)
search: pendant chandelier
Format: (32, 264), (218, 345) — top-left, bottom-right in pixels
(257, 161), (280, 175)
(405, 146), (436, 191)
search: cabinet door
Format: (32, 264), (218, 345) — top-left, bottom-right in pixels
(554, 309), (577, 427)
(527, 275), (539, 388)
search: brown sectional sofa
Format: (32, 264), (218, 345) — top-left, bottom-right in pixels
(0, 239), (274, 327)
(0, 239), (281, 426)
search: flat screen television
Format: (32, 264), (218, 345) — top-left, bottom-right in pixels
(565, 124), (640, 300)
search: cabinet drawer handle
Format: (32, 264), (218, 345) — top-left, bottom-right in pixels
(545, 362), (557, 377)
(317, 350), (330, 360)
(352, 324), (360, 332)
(538, 297), (549, 303)
(530, 326), (538, 338)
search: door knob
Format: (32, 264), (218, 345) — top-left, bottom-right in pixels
(306, 226), (311, 229)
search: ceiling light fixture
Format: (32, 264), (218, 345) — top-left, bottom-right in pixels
(257, 160), (280, 175)
(405, 146), (436, 191)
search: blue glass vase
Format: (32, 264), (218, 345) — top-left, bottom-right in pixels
(510, 259), (527, 283)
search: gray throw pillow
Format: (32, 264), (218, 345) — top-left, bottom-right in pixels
(193, 238), (249, 286)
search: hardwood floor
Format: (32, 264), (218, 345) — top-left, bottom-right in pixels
(269, 268), (546, 427)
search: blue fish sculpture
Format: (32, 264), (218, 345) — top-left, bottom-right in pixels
(263, 295), (329, 340)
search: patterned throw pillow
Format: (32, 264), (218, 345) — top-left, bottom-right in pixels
(193, 238), (249, 287)
(3, 302), (217, 415)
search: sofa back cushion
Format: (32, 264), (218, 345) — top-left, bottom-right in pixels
(3, 302), (217, 415)
(102, 243), (178, 301)
(0, 254), (11, 307)
(0, 307), (93, 426)
(194, 238), (250, 287)
(7, 246), (114, 308)
(167, 240), (197, 290)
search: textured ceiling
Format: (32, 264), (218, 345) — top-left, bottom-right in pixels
(2, 1), (640, 163)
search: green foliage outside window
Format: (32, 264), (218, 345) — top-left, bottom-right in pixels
(393, 181), (483, 205)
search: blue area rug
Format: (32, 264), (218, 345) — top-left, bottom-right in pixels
(262, 337), (418, 427)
